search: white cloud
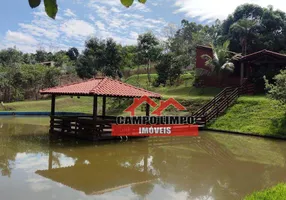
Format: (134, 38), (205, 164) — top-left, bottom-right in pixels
(174, 0), (286, 22)
(130, 2), (151, 12)
(110, 7), (121, 13)
(64, 8), (77, 17)
(89, 0), (121, 7)
(130, 31), (139, 40)
(19, 23), (60, 39)
(95, 21), (105, 30)
(5, 30), (38, 45)
(60, 19), (95, 38)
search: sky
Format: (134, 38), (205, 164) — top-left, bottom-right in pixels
(0, 0), (285, 53)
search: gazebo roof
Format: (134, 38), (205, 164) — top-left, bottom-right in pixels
(240, 49), (286, 62)
(40, 77), (161, 98)
(36, 165), (155, 195)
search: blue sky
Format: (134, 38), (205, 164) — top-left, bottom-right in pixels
(0, 0), (285, 53)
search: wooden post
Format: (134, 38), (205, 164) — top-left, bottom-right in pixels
(50, 95), (56, 133)
(240, 62), (244, 85)
(51, 94), (56, 116)
(146, 103), (150, 116)
(102, 96), (106, 117)
(93, 95), (98, 120)
(48, 150), (52, 170)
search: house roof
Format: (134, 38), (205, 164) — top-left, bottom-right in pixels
(40, 77), (161, 98)
(240, 49), (286, 62)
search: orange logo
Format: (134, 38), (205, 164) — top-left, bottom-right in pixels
(124, 96), (186, 116)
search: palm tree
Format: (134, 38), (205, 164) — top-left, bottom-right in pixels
(230, 19), (258, 55)
(201, 40), (236, 76)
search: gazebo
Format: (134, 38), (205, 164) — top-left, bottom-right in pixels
(40, 77), (161, 140)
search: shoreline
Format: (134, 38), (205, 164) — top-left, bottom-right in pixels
(204, 128), (286, 140)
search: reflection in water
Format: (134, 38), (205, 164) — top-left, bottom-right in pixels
(0, 117), (286, 200)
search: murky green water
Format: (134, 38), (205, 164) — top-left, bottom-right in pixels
(0, 117), (286, 200)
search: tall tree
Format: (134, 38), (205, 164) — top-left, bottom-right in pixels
(76, 37), (121, 78)
(103, 38), (122, 77)
(137, 32), (161, 86)
(0, 48), (23, 67)
(155, 53), (183, 87)
(218, 4), (286, 54)
(167, 20), (218, 69)
(67, 47), (79, 61)
(34, 50), (49, 63)
(230, 19), (258, 55)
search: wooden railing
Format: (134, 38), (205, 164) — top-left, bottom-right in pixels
(50, 115), (117, 140)
(193, 79), (254, 126)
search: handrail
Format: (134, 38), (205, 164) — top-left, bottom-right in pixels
(193, 86), (240, 126)
(193, 87), (232, 116)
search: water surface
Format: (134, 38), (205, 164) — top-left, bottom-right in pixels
(0, 117), (286, 200)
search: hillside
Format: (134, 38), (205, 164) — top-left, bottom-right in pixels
(209, 96), (286, 136)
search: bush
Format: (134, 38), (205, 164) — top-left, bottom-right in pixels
(264, 69), (286, 105)
(244, 183), (286, 200)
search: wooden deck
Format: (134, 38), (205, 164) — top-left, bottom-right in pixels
(50, 115), (118, 141)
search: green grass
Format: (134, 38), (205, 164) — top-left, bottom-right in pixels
(209, 96), (286, 136)
(244, 183), (286, 200)
(125, 73), (220, 100)
(1, 96), (94, 113)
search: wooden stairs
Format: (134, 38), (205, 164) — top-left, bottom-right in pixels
(192, 80), (254, 126)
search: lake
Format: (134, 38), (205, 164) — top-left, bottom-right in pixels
(0, 117), (286, 200)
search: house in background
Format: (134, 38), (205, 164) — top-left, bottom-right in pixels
(39, 61), (55, 67)
(195, 45), (286, 93)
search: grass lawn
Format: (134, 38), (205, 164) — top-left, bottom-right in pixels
(209, 96), (286, 136)
(125, 73), (220, 100)
(244, 183), (286, 200)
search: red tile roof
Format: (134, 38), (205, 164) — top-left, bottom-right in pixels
(40, 77), (161, 98)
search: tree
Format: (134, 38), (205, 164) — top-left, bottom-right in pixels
(34, 50), (49, 63)
(202, 41), (235, 76)
(218, 4), (286, 54)
(119, 45), (137, 69)
(264, 69), (286, 105)
(28, 0), (148, 19)
(230, 19), (258, 55)
(137, 32), (161, 87)
(23, 53), (35, 64)
(0, 48), (23, 67)
(155, 54), (172, 87)
(76, 37), (122, 78)
(167, 20), (218, 70)
(53, 50), (70, 67)
(67, 47), (79, 61)
(103, 38), (122, 77)
(155, 53), (183, 87)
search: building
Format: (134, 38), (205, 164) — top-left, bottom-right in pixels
(39, 61), (55, 67)
(195, 46), (286, 92)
